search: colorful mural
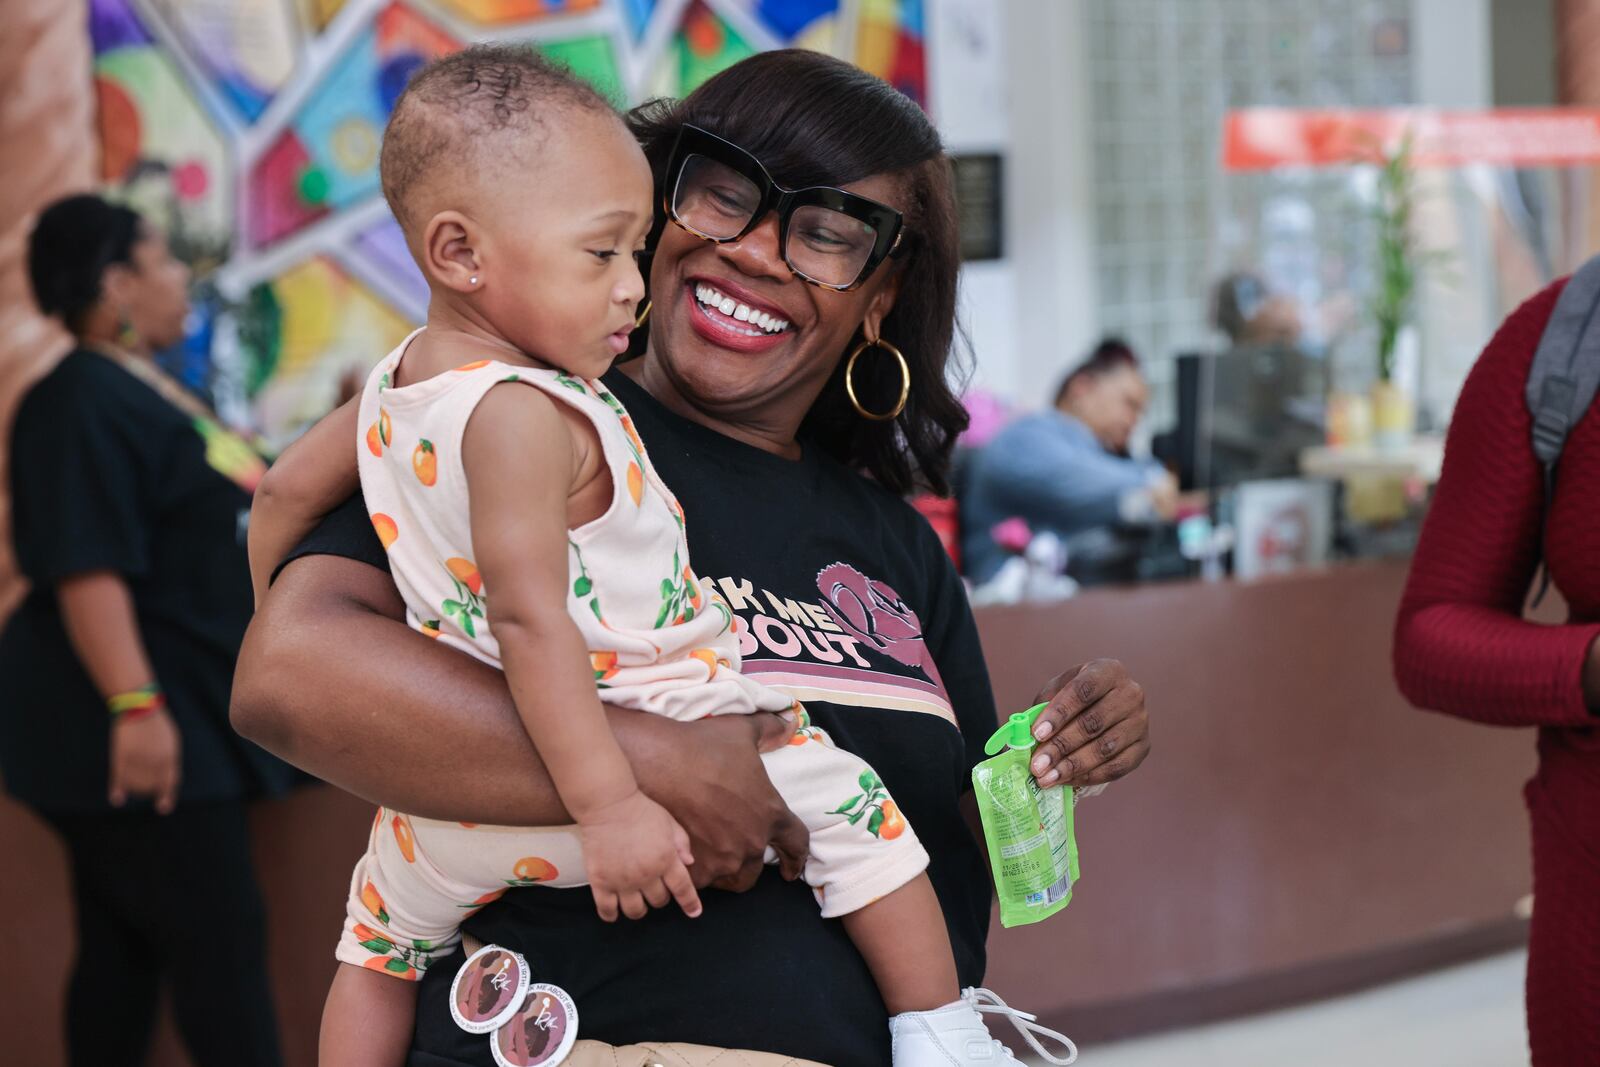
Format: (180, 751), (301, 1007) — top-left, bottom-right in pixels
(247, 3), (458, 247)
(149, 0), (301, 121)
(89, 0), (931, 448)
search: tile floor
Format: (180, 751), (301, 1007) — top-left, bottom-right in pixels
(1026, 950), (1529, 1067)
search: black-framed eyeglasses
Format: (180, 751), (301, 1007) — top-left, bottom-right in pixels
(663, 124), (908, 292)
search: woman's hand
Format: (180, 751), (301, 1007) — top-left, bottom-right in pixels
(1026, 659), (1149, 788)
(52, 570), (183, 812)
(109, 708), (182, 812)
(640, 712), (809, 892)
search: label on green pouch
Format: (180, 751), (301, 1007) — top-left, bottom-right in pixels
(973, 745), (1078, 928)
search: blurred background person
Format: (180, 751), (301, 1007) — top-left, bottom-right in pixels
(1186, 271), (1329, 487)
(961, 338), (1189, 585)
(1213, 269), (1305, 348)
(0, 194), (290, 1067)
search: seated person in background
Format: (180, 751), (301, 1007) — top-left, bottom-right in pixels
(1205, 272), (1328, 483)
(960, 339), (1180, 584)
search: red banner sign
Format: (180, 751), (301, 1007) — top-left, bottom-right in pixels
(1223, 108), (1600, 171)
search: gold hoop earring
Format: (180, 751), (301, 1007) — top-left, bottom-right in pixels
(635, 300), (652, 329)
(844, 337), (909, 421)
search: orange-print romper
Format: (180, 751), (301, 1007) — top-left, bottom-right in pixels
(340, 331), (928, 981)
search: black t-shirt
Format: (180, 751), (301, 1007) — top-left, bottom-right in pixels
(0, 350), (296, 811)
(283, 369), (998, 1067)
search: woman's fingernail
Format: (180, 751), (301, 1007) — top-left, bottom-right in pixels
(1039, 769), (1061, 786)
(781, 709), (797, 723)
(1034, 720), (1053, 740)
(1031, 755), (1048, 775)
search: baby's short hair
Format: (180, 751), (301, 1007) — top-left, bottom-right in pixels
(379, 44), (616, 229)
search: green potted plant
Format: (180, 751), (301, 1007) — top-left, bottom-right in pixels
(1368, 130), (1433, 449)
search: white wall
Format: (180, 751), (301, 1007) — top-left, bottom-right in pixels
(995, 0), (1100, 409)
(1410, 0), (1495, 427)
(927, 0), (1020, 400)
(927, 0), (1100, 409)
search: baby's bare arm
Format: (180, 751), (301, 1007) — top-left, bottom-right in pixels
(462, 384), (700, 920)
(463, 385), (633, 814)
(249, 397), (361, 604)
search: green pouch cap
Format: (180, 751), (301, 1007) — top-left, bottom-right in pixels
(984, 702), (1049, 755)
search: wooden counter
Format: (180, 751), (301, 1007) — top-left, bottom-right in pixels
(979, 558), (1535, 1041)
(0, 559), (1540, 1063)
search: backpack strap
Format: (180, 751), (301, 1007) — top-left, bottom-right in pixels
(1525, 256), (1600, 605)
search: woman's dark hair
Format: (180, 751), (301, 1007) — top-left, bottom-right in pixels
(1053, 337), (1140, 408)
(28, 194), (144, 334)
(628, 50), (968, 496)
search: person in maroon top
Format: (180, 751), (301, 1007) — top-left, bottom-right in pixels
(1395, 278), (1600, 1066)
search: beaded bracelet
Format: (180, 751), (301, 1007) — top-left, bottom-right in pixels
(108, 684), (165, 723)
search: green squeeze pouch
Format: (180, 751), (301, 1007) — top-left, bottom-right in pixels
(973, 702), (1080, 928)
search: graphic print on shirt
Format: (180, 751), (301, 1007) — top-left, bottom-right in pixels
(552, 372), (700, 632)
(828, 768), (909, 840)
(816, 562), (947, 694)
(412, 439), (437, 485)
(590, 378), (652, 509)
(441, 557), (485, 638)
(708, 564), (956, 727)
(353, 875), (428, 980)
(193, 415), (267, 493)
(656, 549), (704, 629)
(367, 408), (391, 456)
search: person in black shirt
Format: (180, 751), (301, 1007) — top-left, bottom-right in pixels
(236, 53), (1151, 1066)
(2, 195), (293, 1066)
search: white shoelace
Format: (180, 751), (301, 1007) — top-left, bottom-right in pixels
(965, 986), (1079, 1065)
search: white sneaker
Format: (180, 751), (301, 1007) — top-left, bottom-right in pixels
(889, 986), (1078, 1065)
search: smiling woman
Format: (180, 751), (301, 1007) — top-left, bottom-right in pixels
(627, 51), (966, 491)
(235, 48), (1150, 1067)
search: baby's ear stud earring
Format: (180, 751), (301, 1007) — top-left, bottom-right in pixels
(470, 275), (479, 286)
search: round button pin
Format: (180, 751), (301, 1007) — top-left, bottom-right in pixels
(491, 982), (578, 1067)
(449, 943), (530, 1035)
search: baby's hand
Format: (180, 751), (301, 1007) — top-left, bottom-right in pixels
(578, 790), (703, 922)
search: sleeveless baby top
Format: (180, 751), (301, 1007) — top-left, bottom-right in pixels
(356, 331), (793, 721)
